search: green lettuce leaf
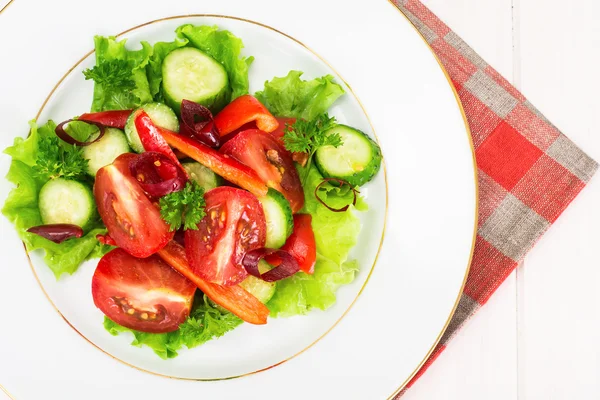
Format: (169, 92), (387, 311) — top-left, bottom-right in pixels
(255, 71), (345, 120)
(104, 295), (242, 359)
(175, 24), (254, 100)
(87, 36), (153, 112)
(2, 120), (111, 278)
(267, 165), (362, 317)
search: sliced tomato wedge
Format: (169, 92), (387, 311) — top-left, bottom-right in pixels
(160, 128), (268, 197)
(92, 248), (196, 333)
(269, 117), (309, 166)
(79, 110), (132, 129)
(94, 153), (174, 258)
(267, 214), (316, 274)
(185, 187), (266, 286)
(214, 95), (279, 137)
(157, 241), (269, 325)
(269, 117), (296, 141)
(220, 129), (305, 213)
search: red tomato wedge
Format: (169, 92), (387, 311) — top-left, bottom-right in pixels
(214, 95), (279, 137)
(185, 187), (266, 286)
(134, 111), (181, 165)
(269, 117), (309, 166)
(79, 110), (132, 129)
(157, 241), (269, 325)
(270, 117), (296, 141)
(94, 153), (174, 258)
(267, 214), (316, 274)
(220, 129), (305, 213)
(160, 128), (268, 197)
(92, 248), (196, 333)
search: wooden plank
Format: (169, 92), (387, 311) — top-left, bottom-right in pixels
(518, 0), (600, 398)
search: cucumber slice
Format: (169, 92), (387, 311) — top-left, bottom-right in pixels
(182, 162), (221, 192)
(315, 125), (382, 187)
(39, 178), (96, 229)
(162, 47), (230, 114)
(239, 261), (277, 304)
(259, 189), (294, 249)
(82, 128), (130, 176)
(124, 102), (179, 153)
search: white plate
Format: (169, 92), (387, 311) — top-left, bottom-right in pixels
(0, 0), (476, 399)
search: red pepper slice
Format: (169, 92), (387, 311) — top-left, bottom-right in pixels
(214, 95), (279, 137)
(266, 214), (317, 274)
(157, 241), (269, 325)
(160, 128), (269, 198)
(134, 111), (182, 166)
(96, 233), (118, 247)
(79, 110), (133, 130)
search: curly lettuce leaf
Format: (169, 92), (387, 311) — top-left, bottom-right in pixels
(104, 295), (242, 359)
(87, 36), (153, 112)
(175, 24), (254, 100)
(267, 165), (362, 317)
(255, 71), (345, 121)
(2, 121), (111, 278)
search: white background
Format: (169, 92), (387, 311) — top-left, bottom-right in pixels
(0, 0), (599, 399)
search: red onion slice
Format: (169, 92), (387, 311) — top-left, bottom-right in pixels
(180, 99), (221, 148)
(129, 152), (187, 198)
(55, 119), (106, 146)
(314, 178), (359, 212)
(27, 224), (84, 243)
(242, 248), (300, 282)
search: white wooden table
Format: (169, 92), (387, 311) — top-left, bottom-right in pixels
(0, 1), (598, 399)
(403, 0), (600, 399)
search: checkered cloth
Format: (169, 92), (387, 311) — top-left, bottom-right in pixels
(391, 0), (599, 397)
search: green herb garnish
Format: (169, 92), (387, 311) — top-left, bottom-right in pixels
(282, 113), (342, 183)
(33, 136), (89, 181)
(159, 181), (206, 231)
(83, 59), (136, 90)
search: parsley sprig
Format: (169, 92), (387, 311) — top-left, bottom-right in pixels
(282, 113), (342, 183)
(33, 136), (89, 181)
(83, 60), (136, 90)
(159, 181), (207, 231)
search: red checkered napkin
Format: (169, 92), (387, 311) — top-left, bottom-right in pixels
(391, 0), (599, 397)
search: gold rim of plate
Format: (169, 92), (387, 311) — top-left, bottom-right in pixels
(385, 0), (479, 397)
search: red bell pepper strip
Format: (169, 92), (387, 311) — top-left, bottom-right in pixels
(79, 110), (132, 129)
(134, 111), (181, 166)
(266, 214), (317, 274)
(157, 241), (269, 325)
(214, 95), (279, 136)
(160, 128), (269, 198)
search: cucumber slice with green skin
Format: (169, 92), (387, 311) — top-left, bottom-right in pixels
(162, 47), (231, 114)
(39, 178), (96, 230)
(182, 162), (221, 192)
(239, 261), (277, 304)
(124, 102), (179, 153)
(315, 125), (382, 187)
(259, 189), (294, 249)
(82, 128), (130, 176)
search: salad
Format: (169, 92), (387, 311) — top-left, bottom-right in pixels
(3, 24), (382, 359)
